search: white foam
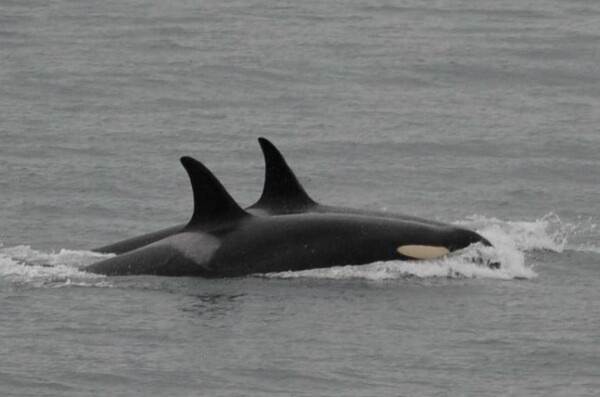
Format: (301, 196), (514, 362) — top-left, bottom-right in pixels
(574, 244), (600, 254)
(264, 243), (536, 281)
(0, 245), (113, 288)
(455, 213), (569, 252)
(458, 213), (600, 255)
(564, 217), (599, 254)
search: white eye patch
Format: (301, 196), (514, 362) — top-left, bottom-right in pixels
(396, 245), (450, 259)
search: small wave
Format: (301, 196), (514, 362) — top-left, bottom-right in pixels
(264, 243), (536, 281)
(455, 213), (569, 252)
(0, 245), (113, 289)
(574, 244), (600, 254)
(457, 212), (599, 255)
(564, 217), (599, 254)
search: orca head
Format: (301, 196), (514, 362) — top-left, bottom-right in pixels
(394, 225), (498, 268)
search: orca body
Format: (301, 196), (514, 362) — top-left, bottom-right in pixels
(94, 225), (185, 255)
(85, 157), (493, 278)
(247, 138), (449, 228)
(93, 138), (461, 255)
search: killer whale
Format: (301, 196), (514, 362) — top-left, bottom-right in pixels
(93, 138), (463, 255)
(248, 138), (449, 227)
(85, 157), (493, 278)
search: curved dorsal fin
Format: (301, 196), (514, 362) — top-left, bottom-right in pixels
(180, 156), (249, 227)
(254, 137), (316, 209)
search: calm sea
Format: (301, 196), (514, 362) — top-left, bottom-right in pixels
(1, 1), (599, 396)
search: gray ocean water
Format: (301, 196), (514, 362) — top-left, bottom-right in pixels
(1, 1), (599, 396)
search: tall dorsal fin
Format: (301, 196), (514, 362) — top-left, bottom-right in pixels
(180, 156), (249, 227)
(254, 137), (316, 209)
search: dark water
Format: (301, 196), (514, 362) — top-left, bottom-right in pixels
(1, 1), (599, 396)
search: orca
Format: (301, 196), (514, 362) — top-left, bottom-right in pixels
(93, 138), (460, 254)
(85, 157), (494, 278)
(248, 138), (449, 227)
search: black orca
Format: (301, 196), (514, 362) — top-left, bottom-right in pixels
(93, 138), (463, 255)
(85, 157), (493, 278)
(249, 138), (449, 227)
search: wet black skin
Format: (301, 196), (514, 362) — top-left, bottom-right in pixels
(93, 225), (185, 255)
(86, 213), (487, 278)
(93, 138), (473, 254)
(85, 156), (494, 278)
(207, 215), (487, 277)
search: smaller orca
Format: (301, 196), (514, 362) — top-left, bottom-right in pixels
(93, 138), (469, 255)
(85, 157), (493, 278)
(248, 138), (451, 228)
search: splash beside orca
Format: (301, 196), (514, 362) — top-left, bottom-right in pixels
(93, 138), (456, 254)
(85, 156), (493, 277)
